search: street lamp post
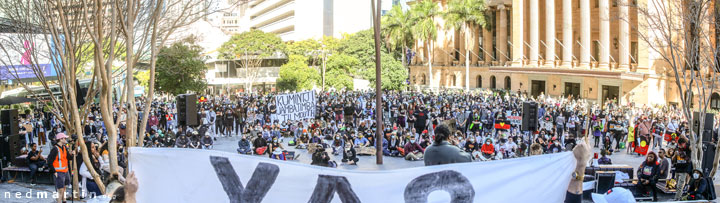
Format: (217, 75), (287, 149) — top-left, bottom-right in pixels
(322, 44), (326, 91)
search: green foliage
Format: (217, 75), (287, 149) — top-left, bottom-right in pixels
(382, 5), (415, 52)
(155, 41), (207, 95)
(325, 54), (359, 90)
(410, 0), (439, 43)
(134, 70), (150, 92)
(218, 30), (285, 59)
(363, 53), (408, 91)
(277, 55), (320, 92)
(338, 29), (382, 76)
(443, 0), (487, 30)
(286, 39), (321, 60)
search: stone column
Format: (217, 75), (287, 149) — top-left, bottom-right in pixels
(530, 0), (539, 64)
(545, 0), (556, 66)
(599, 0), (610, 69)
(562, 0), (572, 67)
(512, 0), (524, 66)
(580, 0), (591, 67)
(618, 0), (630, 70)
(483, 26), (493, 64)
(498, 5), (508, 65)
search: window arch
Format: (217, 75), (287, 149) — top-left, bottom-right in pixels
(490, 75), (496, 89)
(476, 75), (482, 88)
(712, 93), (720, 110)
(504, 76), (511, 90)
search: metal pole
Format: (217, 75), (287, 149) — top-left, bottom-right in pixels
(372, 0), (383, 164)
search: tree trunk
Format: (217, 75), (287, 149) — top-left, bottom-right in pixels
(138, 0), (164, 147)
(401, 43), (407, 89)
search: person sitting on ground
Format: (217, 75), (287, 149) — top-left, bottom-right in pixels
(296, 132), (310, 149)
(331, 134), (344, 155)
(237, 135), (252, 154)
(189, 133), (201, 149)
(529, 143), (543, 156)
(253, 134), (268, 155)
(342, 141), (359, 165)
(354, 135), (369, 148)
(480, 138), (496, 161)
(403, 136), (424, 161)
(597, 150), (612, 165)
(174, 133), (189, 148)
(268, 137), (284, 158)
(683, 169), (708, 200)
(201, 133), (213, 149)
(637, 151), (660, 201)
(26, 143), (45, 186)
(311, 145), (335, 167)
(385, 134), (402, 157)
(548, 138), (563, 153)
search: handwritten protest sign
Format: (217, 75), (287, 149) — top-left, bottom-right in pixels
(274, 90), (316, 122)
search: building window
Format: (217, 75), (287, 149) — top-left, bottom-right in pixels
(712, 93), (720, 110)
(490, 75), (496, 89)
(613, 0), (617, 7)
(451, 75), (457, 86)
(477, 75), (482, 88)
(504, 76), (511, 90)
(421, 74), (426, 85)
(595, 0), (599, 8)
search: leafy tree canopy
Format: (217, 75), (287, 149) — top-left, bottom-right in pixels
(363, 52), (408, 91)
(218, 30), (285, 59)
(325, 53), (360, 90)
(277, 55), (320, 92)
(155, 40), (207, 95)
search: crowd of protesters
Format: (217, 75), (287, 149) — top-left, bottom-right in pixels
(5, 88), (718, 201)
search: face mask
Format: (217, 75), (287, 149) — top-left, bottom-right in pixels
(410, 140), (416, 143)
(693, 173), (700, 179)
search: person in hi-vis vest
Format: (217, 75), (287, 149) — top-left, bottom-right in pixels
(46, 133), (75, 203)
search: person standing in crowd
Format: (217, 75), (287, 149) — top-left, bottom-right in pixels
(674, 137), (693, 200)
(47, 133), (74, 203)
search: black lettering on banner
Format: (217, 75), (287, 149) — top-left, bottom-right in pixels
(403, 170), (474, 203)
(210, 156), (280, 203)
(308, 175), (361, 203)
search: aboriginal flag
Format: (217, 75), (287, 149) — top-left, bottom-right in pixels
(634, 136), (650, 155)
(494, 120), (511, 130)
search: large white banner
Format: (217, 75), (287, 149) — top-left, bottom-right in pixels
(129, 148), (577, 203)
(273, 90), (316, 122)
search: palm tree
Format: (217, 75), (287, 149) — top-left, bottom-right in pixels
(443, 0), (486, 91)
(383, 5), (414, 85)
(411, 0), (439, 88)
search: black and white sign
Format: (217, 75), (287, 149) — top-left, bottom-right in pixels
(129, 148), (576, 203)
(274, 90), (316, 123)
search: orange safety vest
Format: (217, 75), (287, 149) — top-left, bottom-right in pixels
(52, 146), (69, 173)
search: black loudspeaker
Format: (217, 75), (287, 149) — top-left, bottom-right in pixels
(701, 142), (716, 176)
(1, 109), (19, 136)
(595, 172), (616, 194)
(176, 94), (198, 126)
(693, 112), (715, 142)
(8, 134), (23, 166)
(522, 102), (538, 132)
(76, 79), (88, 106)
(0, 135), (9, 162)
